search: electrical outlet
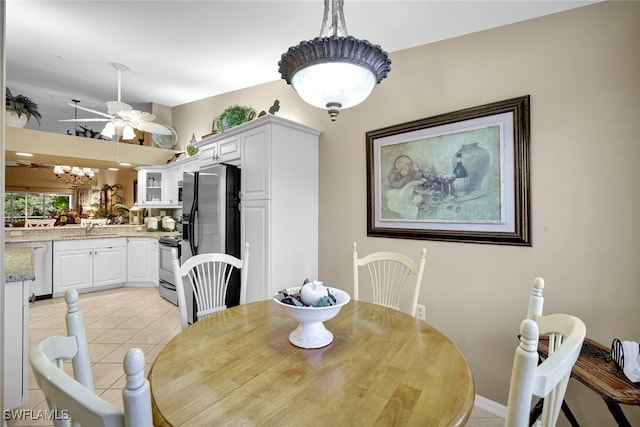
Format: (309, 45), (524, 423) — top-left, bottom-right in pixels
(416, 304), (426, 320)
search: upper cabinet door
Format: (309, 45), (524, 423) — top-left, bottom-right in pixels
(199, 135), (241, 168)
(241, 125), (271, 200)
(137, 169), (164, 205)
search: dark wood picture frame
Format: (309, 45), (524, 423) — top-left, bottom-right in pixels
(366, 95), (530, 246)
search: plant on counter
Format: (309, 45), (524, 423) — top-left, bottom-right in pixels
(6, 88), (42, 126)
(91, 184), (126, 222)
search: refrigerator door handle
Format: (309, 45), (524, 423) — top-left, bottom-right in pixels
(189, 171), (199, 256)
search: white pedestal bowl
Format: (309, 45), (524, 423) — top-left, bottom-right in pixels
(273, 287), (350, 349)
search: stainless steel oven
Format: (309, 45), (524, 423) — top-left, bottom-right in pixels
(158, 235), (181, 305)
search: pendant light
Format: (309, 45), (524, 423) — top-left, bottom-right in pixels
(278, 0), (391, 121)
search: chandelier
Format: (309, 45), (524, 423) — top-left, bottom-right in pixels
(53, 165), (95, 189)
(278, 0), (391, 121)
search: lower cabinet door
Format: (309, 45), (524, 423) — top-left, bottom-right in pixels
(53, 249), (93, 293)
(94, 246), (127, 287)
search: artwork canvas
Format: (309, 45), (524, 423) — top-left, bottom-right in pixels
(366, 96), (530, 246)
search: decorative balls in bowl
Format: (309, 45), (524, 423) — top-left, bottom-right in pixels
(273, 280), (350, 349)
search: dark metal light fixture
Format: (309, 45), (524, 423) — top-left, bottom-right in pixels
(278, 0), (391, 121)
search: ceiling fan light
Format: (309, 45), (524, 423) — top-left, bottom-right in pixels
(102, 122), (116, 137)
(122, 125), (136, 140)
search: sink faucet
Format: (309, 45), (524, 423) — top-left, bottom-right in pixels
(85, 222), (97, 235)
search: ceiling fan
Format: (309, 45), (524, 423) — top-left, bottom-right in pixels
(6, 161), (54, 170)
(59, 63), (174, 139)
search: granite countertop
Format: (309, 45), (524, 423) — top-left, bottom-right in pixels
(5, 225), (179, 243)
(5, 247), (35, 283)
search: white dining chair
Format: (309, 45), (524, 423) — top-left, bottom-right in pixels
(352, 242), (426, 317)
(172, 242), (250, 330)
(29, 289), (153, 427)
(505, 278), (586, 427)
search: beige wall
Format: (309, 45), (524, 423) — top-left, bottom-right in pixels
(173, 2), (639, 424)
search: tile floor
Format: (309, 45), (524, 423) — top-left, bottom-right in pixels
(9, 286), (504, 426)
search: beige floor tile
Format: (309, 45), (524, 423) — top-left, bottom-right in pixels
(117, 316), (157, 329)
(29, 316), (66, 329)
(90, 328), (139, 344)
(29, 327), (66, 344)
(84, 327), (113, 342)
(87, 316), (130, 329)
(88, 342), (121, 362)
(127, 327), (177, 345)
(99, 388), (124, 407)
(99, 343), (155, 364)
(90, 362), (125, 389)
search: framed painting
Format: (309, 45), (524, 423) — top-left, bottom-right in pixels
(366, 95), (530, 246)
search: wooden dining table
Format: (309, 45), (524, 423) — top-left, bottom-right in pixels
(148, 299), (475, 426)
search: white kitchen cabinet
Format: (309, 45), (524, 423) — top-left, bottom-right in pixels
(126, 237), (159, 286)
(238, 115), (321, 302)
(137, 168), (165, 206)
(3, 279), (29, 409)
(53, 238), (127, 296)
(137, 156), (200, 207)
(198, 133), (241, 168)
(163, 166), (181, 205)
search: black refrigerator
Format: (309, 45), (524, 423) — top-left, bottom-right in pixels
(181, 163), (241, 324)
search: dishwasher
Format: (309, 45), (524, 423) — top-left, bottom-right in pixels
(5, 241), (53, 301)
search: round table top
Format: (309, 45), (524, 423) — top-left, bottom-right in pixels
(149, 300), (475, 427)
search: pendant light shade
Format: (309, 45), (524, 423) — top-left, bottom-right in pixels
(278, 0), (391, 121)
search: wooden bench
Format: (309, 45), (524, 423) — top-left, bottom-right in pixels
(535, 338), (640, 427)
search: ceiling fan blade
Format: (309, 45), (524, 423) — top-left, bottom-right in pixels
(136, 121), (174, 135)
(67, 102), (112, 118)
(59, 118), (109, 122)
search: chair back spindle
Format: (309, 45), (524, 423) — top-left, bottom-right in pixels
(65, 289), (93, 391)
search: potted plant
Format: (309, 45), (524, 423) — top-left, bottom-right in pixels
(6, 88), (42, 127)
(215, 105), (255, 132)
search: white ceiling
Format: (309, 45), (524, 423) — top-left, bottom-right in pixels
(7, 0), (598, 136)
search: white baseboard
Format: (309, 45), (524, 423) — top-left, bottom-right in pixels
(475, 394), (507, 419)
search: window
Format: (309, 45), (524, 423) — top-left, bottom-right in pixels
(5, 192), (71, 225)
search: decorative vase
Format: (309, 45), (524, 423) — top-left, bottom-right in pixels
(5, 110), (28, 128)
(451, 143), (490, 192)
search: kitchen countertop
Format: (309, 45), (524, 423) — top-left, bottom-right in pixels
(4, 247), (35, 283)
(5, 225), (179, 244)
